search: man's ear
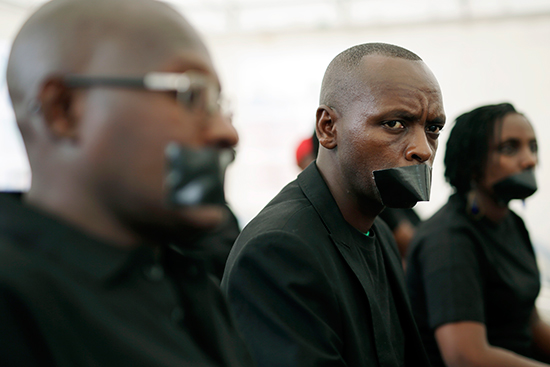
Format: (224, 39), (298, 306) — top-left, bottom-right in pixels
(37, 77), (79, 140)
(316, 105), (338, 149)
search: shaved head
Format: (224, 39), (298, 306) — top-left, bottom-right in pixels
(319, 43), (422, 113)
(7, 0), (206, 123)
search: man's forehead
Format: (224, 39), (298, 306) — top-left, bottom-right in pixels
(163, 48), (214, 71)
(358, 55), (436, 86)
(161, 49), (220, 86)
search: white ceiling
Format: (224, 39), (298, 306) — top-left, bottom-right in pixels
(0, 0), (549, 35)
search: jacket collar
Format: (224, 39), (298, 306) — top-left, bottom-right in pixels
(297, 163), (366, 242)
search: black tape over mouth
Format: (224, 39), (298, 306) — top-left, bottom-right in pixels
(492, 169), (537, 204)
(373, 165), (432, 208)
(164, 143), (234, 207)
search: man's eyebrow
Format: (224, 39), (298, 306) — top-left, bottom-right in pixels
(376, 109), (446, 125)
(428, 116), (446, 125)
(379, 110), (417, 121)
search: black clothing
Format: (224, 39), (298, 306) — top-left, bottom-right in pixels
(407, 193), (540, 367)
(221, 163), (429, 367)
(193, 205), (240, 282)
(0, 194), (254, 367)
(379, 208), (421, 231)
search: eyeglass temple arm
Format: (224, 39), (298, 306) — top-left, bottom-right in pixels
(63, 73), (194, 92)
(63, 76), (145, 88)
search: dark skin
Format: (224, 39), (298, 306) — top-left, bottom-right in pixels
(316, 54), (445, 233)
(7, 0), (238, 248)
(474, 113), (538, 222)
(435, 113), (550, 367)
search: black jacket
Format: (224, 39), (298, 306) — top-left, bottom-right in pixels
(0, 194), (254, 367)
(222, 163), (430, 367)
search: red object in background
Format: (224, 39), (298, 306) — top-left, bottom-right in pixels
(295, 137), (313, 168)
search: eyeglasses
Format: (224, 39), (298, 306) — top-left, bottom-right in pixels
(63, 71), (225, 116)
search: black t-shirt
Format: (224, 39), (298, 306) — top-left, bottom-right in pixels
(0, 194), (254, 367)
(406, 194), (540, 367)
(357, 230), (405, 366)
(379, 208), (421, 231)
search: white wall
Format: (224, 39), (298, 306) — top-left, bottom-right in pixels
(0, 4), (36, 191)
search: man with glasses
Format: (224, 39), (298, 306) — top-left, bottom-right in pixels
(0, 0), (253, 366)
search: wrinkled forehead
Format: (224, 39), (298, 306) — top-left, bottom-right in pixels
(344, 56), (443, 116)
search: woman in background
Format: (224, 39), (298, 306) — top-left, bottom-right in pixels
(407, 103), (550, 366)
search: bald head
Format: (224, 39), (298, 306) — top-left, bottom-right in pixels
(319, 43), (422, 112)
(7, 0), (207, 121)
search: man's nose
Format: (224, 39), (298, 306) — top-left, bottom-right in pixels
(205, 112), (239, 149)
(405, 128), (433, 163)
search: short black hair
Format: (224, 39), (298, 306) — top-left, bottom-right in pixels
(444, 102), (518, 194)
(320, 43), (422, 109)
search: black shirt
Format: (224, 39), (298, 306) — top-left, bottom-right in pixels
(379, 208), (421, 231)
(222, 163), (428, 367)
(406, 193), (540, 367)
(0, 194), (254, 367)
(193, 205), (240, 282)
(357, 231), (405, 366)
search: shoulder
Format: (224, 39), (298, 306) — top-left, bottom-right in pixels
(0, 235), (45, 287)
(408, 197), (482, 270)
(414, 195), (475, 245)
(0, 234), (71, 316)
(235, 180), (327, 250)
(225, 180), (330, 274)
(508, 209), (529, 233)
(222, 200), (333, 295)
(224, 228), (328, 284)
(0, 237), (56, 363)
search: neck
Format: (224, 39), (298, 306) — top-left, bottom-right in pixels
(316, 159), (382, 233)
(471, 188), (509, 223)
(26, 179), (140, 248)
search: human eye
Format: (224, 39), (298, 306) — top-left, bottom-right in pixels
(497, 141), (519, 156)
(426, 124), (444, 138)
(530, 140), (538, 154)
(383, 120), (405, 129)
(426, 125), (443, 134)
(177, 87), (205, 111)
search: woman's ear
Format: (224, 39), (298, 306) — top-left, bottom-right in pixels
(316, 105), (338, 150)
(37, 77), (79, 141)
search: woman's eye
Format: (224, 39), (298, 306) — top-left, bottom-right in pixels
(498, 142), (518, 155)
(384, 121), (404, 129)
(426, 125), (443, 134)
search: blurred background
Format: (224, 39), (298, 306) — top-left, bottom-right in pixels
(1, 0), (550, 311)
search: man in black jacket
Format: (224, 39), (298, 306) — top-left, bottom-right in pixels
(0, 0), (253, 366)
(222, 43), (446, 366)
